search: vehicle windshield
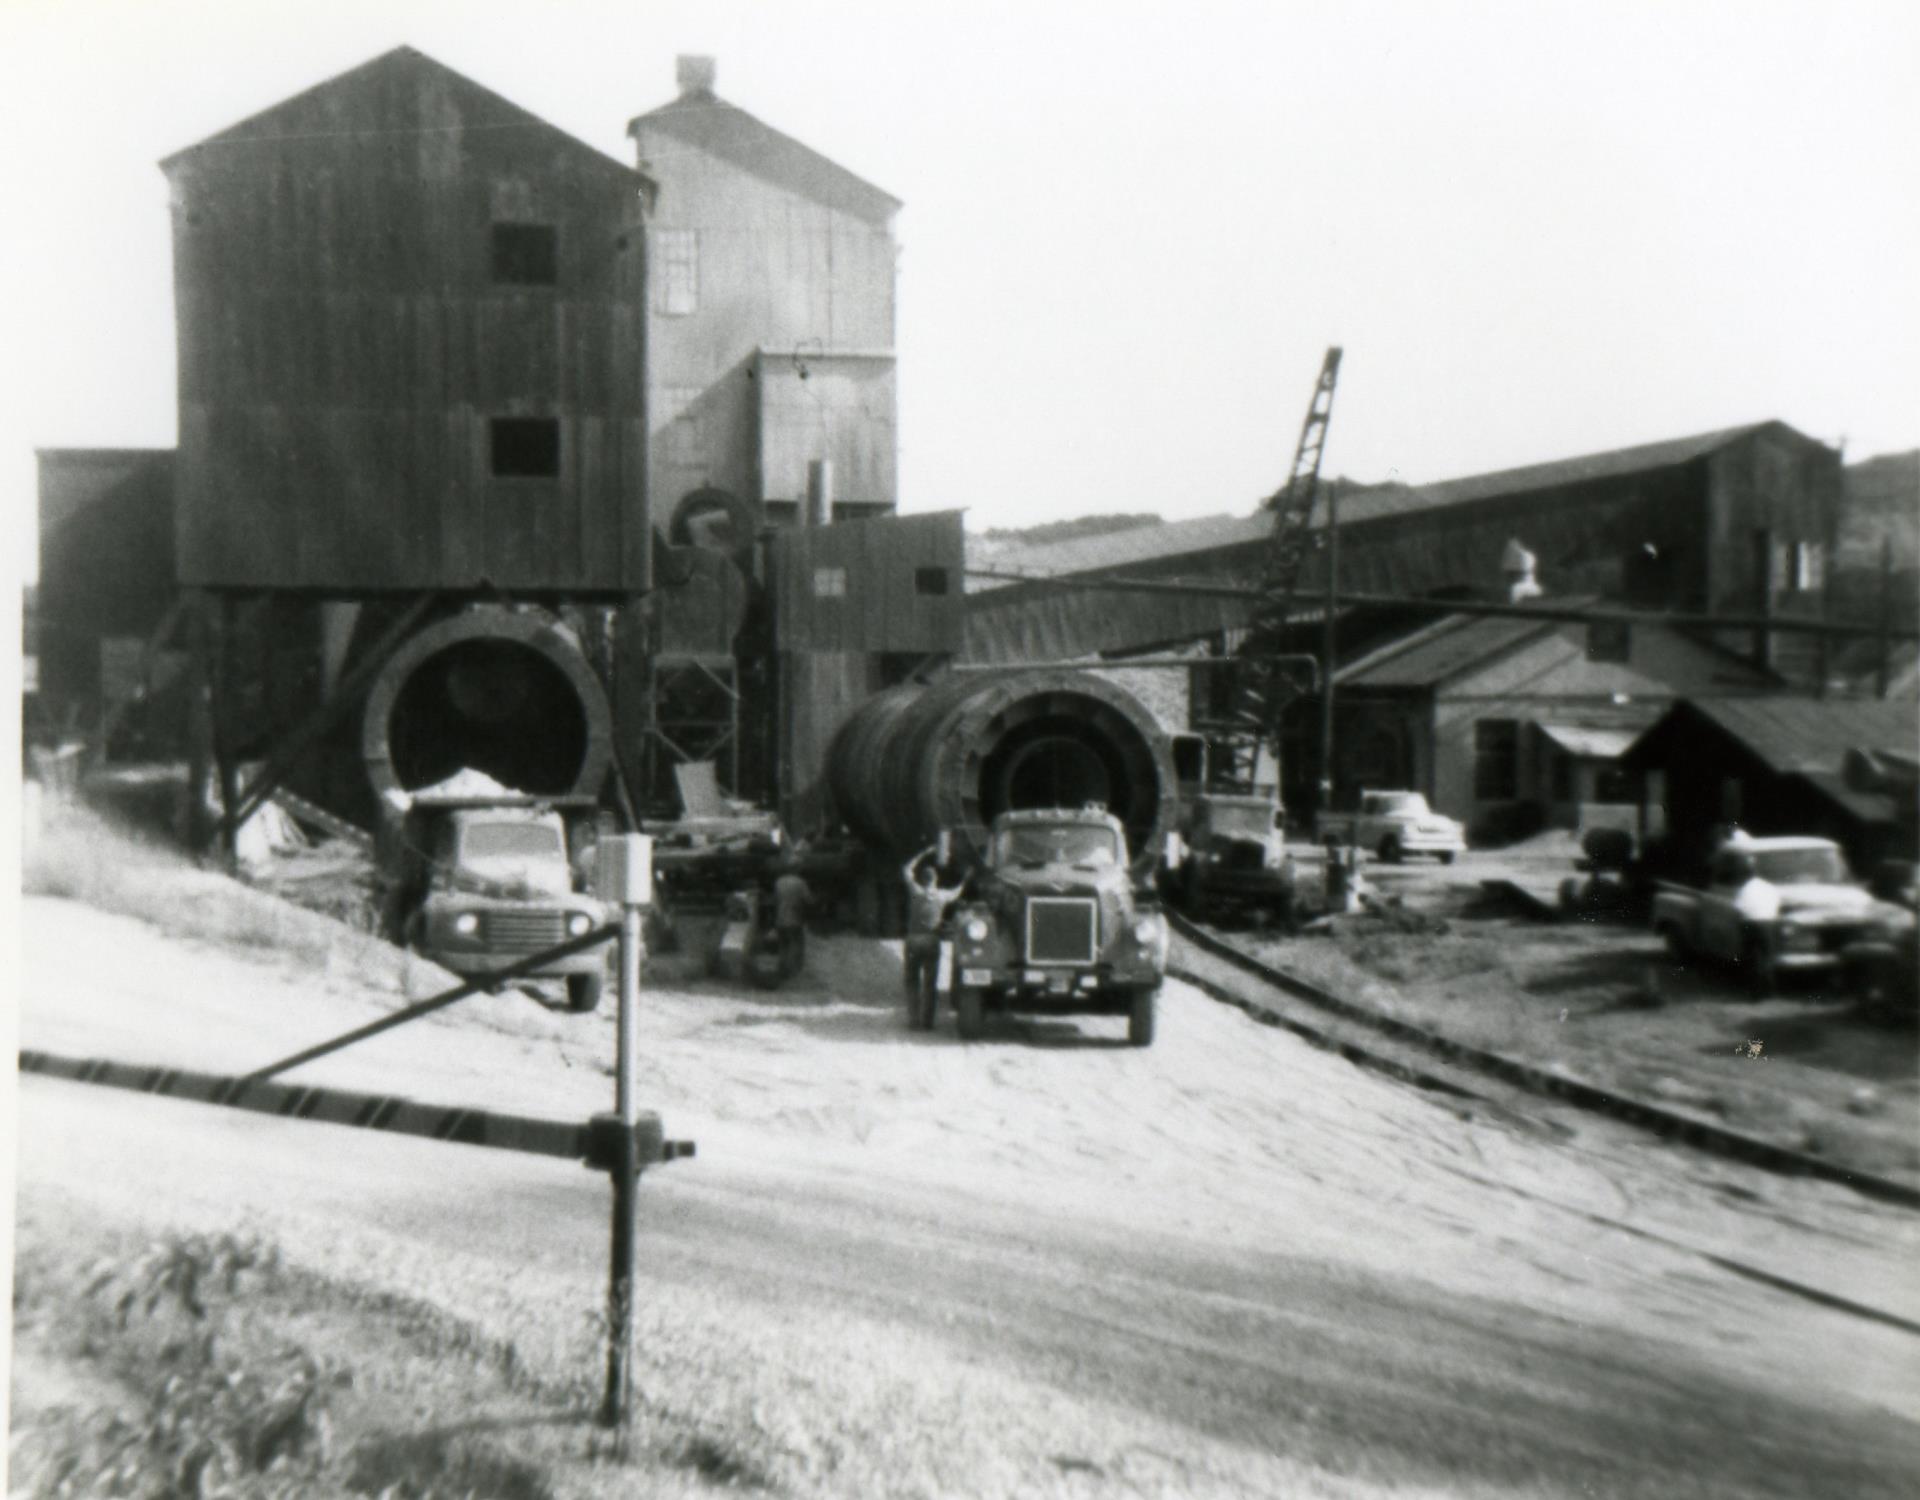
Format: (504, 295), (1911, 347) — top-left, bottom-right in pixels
(994, 824), (1120, 868)
(1369, 793), (1428, 815)
(1208, 804), (1279, 838)
(1753, 846), (1849, 885)
(463, 822), (564, 861)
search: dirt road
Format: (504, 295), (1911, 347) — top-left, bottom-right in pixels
(15, 893), (1920, 1496)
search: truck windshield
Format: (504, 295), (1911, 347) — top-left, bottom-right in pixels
(464, 823), (564, 861)
(1753, 847), (1848, 885)
(994, 825), (1120, 867)
(1370, 793), (1427, 815)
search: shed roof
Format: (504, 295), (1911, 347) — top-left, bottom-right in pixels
(974, 422), (1797, 587)
(162, 46), (650, 186)
(1670, 697), (1919, 777)
(629, 88), (900, 225)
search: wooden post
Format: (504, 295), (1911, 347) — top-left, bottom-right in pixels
(181, 592), (217, 855)
(1877, 536), (1893, 699)
(212, 593), (241, 866)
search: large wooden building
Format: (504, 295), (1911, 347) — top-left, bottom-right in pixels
(163, 47), (655, 596)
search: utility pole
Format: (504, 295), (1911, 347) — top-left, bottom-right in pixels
(596, 833), (654, 1430)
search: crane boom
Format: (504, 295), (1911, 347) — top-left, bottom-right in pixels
(1208, 346), (1342, 792)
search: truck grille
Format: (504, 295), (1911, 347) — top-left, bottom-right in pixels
(1027, 898), (1097, 964)
(482, 911), (567, 952)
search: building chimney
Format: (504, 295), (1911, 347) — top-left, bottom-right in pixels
(1502, 537), (1542, 602)
(676, 55), (717, 98)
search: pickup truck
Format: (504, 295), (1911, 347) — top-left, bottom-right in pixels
(946, 805), (1169, 1046)
(1651, 835), (1890, 996)
(1316, 790), (1466, 864)
(406, 804), (611, 1012)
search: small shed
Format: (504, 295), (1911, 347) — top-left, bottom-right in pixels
(1321, 603), (1774, 837)
(1620, 697), (1919, 875)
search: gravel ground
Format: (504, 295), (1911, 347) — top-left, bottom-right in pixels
(13, 804), (1920, 1497)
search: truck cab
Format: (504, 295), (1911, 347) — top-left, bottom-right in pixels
(408, 804), (610, 1012)
(947, 805), (1169, 1046)
(1170, 792), (1293, 922)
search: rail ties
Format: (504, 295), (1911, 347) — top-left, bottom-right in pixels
(1167, 914), (1920, 1214)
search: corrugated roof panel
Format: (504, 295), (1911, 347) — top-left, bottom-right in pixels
(1337, 612), (1557, 688)
(1686, 698), (1919, 776)
(975, 423), (1789, 586)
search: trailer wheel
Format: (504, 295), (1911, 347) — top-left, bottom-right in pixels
(955, 985), (986, 1041)
(1127, 986), (1158, 1048)
(565, 973), (603, 1013)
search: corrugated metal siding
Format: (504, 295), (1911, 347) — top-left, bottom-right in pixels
(778, 650), (877, 834)
(636, 123), (897, 526)
(168, 49), (648, 592)
(769, 510), (963, 653)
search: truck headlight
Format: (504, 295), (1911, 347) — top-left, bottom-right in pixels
(963, 916), (990, 943)
(452, 913), (480, 937)
(567, 912), (594, 937)
(1132, 917), (1160, 943)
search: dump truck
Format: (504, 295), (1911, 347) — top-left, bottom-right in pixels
(397, 796), (610, 1012)
(946, 805), (1169, 1046)
(1166, 789), (1295, 923)
(1651, 834), (1888, 996)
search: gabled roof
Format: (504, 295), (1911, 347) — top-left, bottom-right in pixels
(162, 46), (649, 186)
(975, 422), (1814, 586)
(1334, 609), (1560, 688)
(1673, 697), (1919, 777)
(628, 90), (900, 225)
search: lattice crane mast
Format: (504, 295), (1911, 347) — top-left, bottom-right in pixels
(1212, 345), (1342, 791)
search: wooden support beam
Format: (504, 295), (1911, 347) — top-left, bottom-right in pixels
(220, 592), (437, 839)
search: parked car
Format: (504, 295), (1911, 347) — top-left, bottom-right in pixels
(1316, 790), (1466, 864)
(1651, 834), (1892, 996)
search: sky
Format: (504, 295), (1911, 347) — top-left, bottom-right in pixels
(1, 0), (1916, 570)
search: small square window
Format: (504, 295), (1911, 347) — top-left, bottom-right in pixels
(914, 567), (950, 596)
(491, 223), (557, 286)
(813, 566), (847, 598)
(490, 418), (560, 477)
(1585, 619), (1631, 663)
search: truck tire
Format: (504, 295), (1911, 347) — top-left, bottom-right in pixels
(1379, 836), (1403, 864)
(1127, 986), (1158, 1048)
(955, 985), (986, 1042)
(565, 973), (603, 1013)
(1440, 850), (1457, 866)
(1742, 936), (1778, 999)
(1658, 922), (1690, 962)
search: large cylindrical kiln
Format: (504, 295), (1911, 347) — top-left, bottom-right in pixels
(361, 605), (614, 801)
(829, 670), (1177, 866)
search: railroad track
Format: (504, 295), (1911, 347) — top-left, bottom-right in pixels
(1165, 911), (1920, 1214)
